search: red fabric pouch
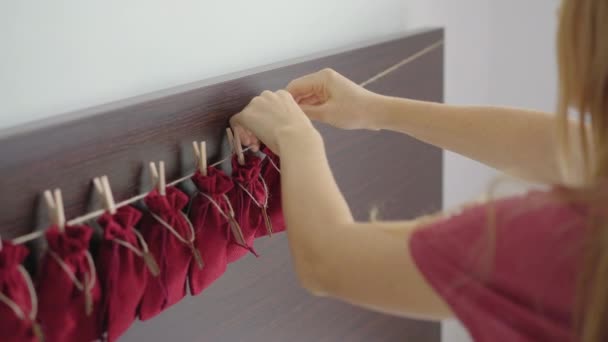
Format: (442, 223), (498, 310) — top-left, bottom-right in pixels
(139, 187), (202, 320)
(0, 241), (41, 342)
(188, 166), (245, 295)
(97, 206), (159, 342)
(226, 154), (265, 262)
(255, 146), (285, 237)
(37, 224), (102, 341)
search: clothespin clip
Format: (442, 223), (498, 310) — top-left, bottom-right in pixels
(93, 175), (117, 215)
(226, 127), (245, 165)
(192, 141), (207, 176)
(149, 161), (166, 196)
(44, 188), (66, 232)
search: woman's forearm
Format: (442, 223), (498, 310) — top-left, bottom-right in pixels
(369, 96), (560, 183)
(275, 125), (452, 319)
(277, 126), (354, 292)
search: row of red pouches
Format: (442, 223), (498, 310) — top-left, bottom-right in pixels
(0, 147), (283, 342)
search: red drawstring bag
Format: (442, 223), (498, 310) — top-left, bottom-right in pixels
(188, 166), (245, 295)
(0, 241), (42, 342)
(97, 206), (159, 342)
(139, 187), (202, 320)
(226, 154), (266, 262)
(37, 224), (102, 341)
(256, 146), (285, 237)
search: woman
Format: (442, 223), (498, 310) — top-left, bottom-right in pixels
(230, 1), (607, 341)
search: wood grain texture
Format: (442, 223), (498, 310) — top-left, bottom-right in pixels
(0, 28), (443, 341)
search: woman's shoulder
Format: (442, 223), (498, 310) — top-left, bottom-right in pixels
(409, 187), (585, 342)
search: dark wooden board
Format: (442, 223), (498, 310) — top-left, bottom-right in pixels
(0, 28), (444, 341)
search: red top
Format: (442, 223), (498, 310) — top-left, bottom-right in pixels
(410, 190), (586, 342)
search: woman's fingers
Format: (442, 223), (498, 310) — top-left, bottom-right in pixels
(232, 124), (246, 143)
(232, 124), (249, 144)
(231, 122), (260, 152)
(231, 106), (264, 153)
(230, 89), (314, 153)
(229, 113), (243, 131)
(299, 103), (331, 122)
(297, 94), (324, 106)
(286, 69), (331, 103)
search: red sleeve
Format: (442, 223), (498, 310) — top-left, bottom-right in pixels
(409, 191), (585, 342)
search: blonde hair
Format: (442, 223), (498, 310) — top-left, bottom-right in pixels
(556, 0), (608, 340)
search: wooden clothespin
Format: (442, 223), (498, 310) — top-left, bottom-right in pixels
(93, 175), (117, 215)
(226, 127), (244, 165)
(149, 161), (166, 196)
(192, 141), (207, 176)
(44, 188), (66, 232)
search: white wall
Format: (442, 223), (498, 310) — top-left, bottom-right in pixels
(487, 1), (558, 109)
(0, 0), (410, 128)
(1, 1), (559, 342)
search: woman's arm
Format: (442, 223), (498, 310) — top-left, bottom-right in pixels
(370, 96), (560, 183)
(278, 126), (452, 320)
(286, 69), (566, 184)
(231, 91), (452, 320)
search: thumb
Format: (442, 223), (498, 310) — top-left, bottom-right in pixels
(229, 113), (244, 129)
(286, 71), (327, 101)
(230, 116), (261, 152)
(299, 103), (331, 122)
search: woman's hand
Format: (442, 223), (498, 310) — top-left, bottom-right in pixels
(230, 90), (317, 154)
(287, 68), (380, 130)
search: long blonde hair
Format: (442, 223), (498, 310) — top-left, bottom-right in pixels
(556, 0), (608, 340)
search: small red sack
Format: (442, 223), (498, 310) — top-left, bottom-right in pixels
(226, 154), (265, 262)
(139, 187), (202, 320)
(0, 241), (41, 342)
(37, 224), (102, 341)
(188, 166), (243, 295)
(97, 206), (159, 342)
(256, 146), (285, 237)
